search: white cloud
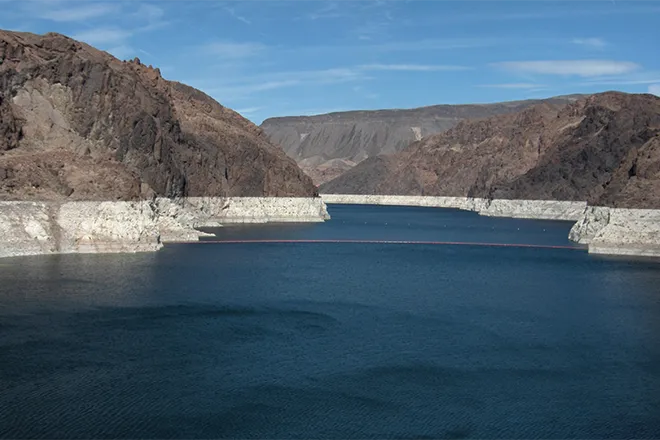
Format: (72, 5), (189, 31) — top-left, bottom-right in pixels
(224, 6), (251, 25)
(572, 38), (607, 50)
(203, 42), (266, 58)
(493, 60), (640, 77)
(407, 6), (660, 27)
(306, 2), (343, 20)
(134, 4), (165, 22)
(235, 107), (263, 115)
(38, 3), (118, 22)
(107, 45), (135, 60)
(268, 68), (366, 84)
(200, 67), (368, 100)
(360, 64), (469, 72)
(374, 38), (495, 52)
(581, 76), (660, 86)
(206, 80), (301, 99)
(73, 28), (132, 45)
(649, 85), (660, 96)
(478, 83), (547, 89)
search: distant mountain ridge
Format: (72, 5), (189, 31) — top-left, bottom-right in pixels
(261, 95), (585, 184)
(320, 92), (660, 209)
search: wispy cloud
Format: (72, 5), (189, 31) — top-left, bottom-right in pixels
(224, 6), (251, 25)
(579, 72), (660, 86)
(572, 38), (608, 50)
(134, 3), (165, 22)
(306, 2), (343, 20)
(73, 28), (132, 46)
(649, 85), (660, 96)
(203, 42), (266, 58)
(373, 38), (496, 52)
(493, 60), (640, 77)
(235, 106), (263, 116)
(197, 62), (467, 102)
(583, 78), (660, 86)
(107, 45), (135, 60)
(412, 6), (660, 26)
(477, 83), (546, 89)
(360, 64), (469, 72)
(201, 67), (369, 100)
(37, 2), (119, 22)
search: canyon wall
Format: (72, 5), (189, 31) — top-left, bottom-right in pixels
(569, 207), (660, 257)
(262, 96), (582, 185)
(320, 194), (585, 221)
(0, 197), (330, 258)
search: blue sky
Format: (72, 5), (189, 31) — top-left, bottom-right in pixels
(2, 0), (659, 124)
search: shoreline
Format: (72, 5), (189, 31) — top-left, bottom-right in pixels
(2, 194), (658, 259)
(0, 197), (330, 259)
(321, 194), (660, 258)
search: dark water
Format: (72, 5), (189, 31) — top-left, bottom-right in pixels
(1, 204), (659, 439)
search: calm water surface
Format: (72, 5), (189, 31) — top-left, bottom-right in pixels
(1, 204), (659, 439)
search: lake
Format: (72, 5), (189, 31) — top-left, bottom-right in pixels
(1, 204), (659, 439)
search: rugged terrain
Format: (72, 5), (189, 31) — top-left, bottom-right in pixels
(321, 92), (660, 209)
(261, 95), (583, 184)
(0, 29), (316, 201)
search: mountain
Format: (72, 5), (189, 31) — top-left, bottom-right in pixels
(0, 30), (316, 201)
(261, 95), (584, 185)
(320, 92), (660, 209)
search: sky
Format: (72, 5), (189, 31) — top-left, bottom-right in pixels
(2, 0), (659, 124)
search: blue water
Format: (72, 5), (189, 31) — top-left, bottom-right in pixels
(0, 204), (659, 439)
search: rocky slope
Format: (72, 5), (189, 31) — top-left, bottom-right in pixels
(0, 29), (316, 201)
(321, 92), (660, 209)
(261, 95), (583, 184)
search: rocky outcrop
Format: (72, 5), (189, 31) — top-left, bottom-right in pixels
(568, 207), (611, 244)
(0, 29), (317, 200)
(320, 194), (488, 211)
(569, 207), (660, 257)
(262, 96), (583, 185)
(321, 92), (660, 211)
(0, 197), (330, 258)
(479, 199), (586, 221)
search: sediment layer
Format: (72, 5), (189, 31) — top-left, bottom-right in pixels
(569, 207), (660, 257)
(0, 197), (330, 258)
(321, 194), (660, 257)
(320, 194), (585, 221)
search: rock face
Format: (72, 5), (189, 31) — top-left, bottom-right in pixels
(321, 194), (586, 221)
(0, 197), (330, 258)
(569, 207), (660, 257)
(321, 92), (660, 209)
(0, 29), (317, 200)
(261, 96), (583, 184)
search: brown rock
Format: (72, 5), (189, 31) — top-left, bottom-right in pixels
(321, 92), (660, 209)
(262, 95), (584, 185)
(0, 29), (316, 201)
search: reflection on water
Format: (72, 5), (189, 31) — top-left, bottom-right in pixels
(0, 204), (659, 439)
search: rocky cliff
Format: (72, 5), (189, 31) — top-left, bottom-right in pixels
(0, 197), (330, 258)
(569, 206), (660, 257)
(321, 92), (660, 209)
(261, 96), (583, 184)
(0, 29), (317, 201)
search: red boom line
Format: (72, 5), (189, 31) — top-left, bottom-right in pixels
(194, 239), (581, 250)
